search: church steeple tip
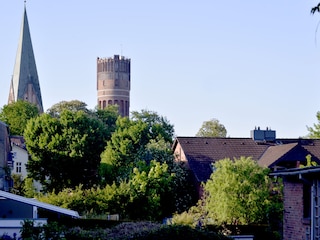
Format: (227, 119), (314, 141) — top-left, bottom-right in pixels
(8, 3), (44, 113)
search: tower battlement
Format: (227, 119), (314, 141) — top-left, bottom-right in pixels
(97, 55), (131, 117)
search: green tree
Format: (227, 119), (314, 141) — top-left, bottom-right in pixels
(100, 110), (175, 182)
(99, 109), (195, 216)
(95, 105), (120, 140)
(307, 111), (320, 138)
(24, 110), (108, 193)
(38, 161), (175, 221)
(203, 157), (279, 225)
(46, 100), (90, 117)
(127, 160), (174, 220)
(131, 110), (175, 143)
(100, 117), (149, 182)
(47, 100), (119, 141)
(196, 118), (227, 137)
(0, 100), (39, 135)
(143, 138), (197, 213)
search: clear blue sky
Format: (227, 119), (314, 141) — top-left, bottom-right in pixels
(1, 1), (320, 138)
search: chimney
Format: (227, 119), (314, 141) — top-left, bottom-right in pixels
(251, 127), (276, 142)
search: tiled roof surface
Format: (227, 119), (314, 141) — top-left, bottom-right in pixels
(174, 137), (320, 183)
(175, 137), (270, 182)
(258, 143), (298, 168)
(10, 135), (26, 150)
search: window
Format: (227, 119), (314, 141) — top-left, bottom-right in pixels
(303, 183), (311, 218)
(16, 162), (22, 173)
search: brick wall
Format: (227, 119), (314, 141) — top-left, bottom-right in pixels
(283, 179), (310, 239)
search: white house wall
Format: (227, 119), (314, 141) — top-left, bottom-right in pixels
(11, 144), (28, 177)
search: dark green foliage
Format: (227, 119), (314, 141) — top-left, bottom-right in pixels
(21, 220), (231, 240)
(100, 117), (150, 181)
(65, 222), (163, 240)
(24, 110), (109, 193)
(99, 110), (195, 217)
(38, 156), (194, 221)
(101, 110), (175, 182)
(95, 104), (119, 139)
(46, 100), (90, 117)
(136, 225), (231, 240)
(131, 109), (175, 144)
(204, 157), (282, 225)
(38, 161), (175, 221)
(21, 220), (65, 240)
(0, 100), (39, 135)
(47, 100), (119, 141)
(206, 224), (281, 240)
(11, 173), (24, 195)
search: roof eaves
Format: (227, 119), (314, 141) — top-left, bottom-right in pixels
(270, 166), (320, 177)
(0, 191), (80, 218)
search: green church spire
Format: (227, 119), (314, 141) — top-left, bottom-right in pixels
(8, 5), (43, 113)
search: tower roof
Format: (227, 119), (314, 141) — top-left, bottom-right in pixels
(8, 6), (43, 113)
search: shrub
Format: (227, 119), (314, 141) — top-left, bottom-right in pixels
(22, 220), (231, 240)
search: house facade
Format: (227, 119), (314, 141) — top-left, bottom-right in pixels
(11, 136), (28, 177)
(0, 121), (12, 192)
(172, 128), (320, 197)
(10, 135), (42, 192)
(271, 167), (320, 240)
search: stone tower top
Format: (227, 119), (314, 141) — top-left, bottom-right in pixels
(97, 55), (131, 117)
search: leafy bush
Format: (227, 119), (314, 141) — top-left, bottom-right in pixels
(20, 220), (65, 240)
(38, 161), (181, 221)
(133, 224), (231, 240)
(21, 220), (231, 240)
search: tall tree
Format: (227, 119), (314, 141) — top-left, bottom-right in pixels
(95, 105), (120, 139)
(24, 110), (108, 193)
(100, 110), (195, 215)
(203, 157), (281, 225)
(196, 118), (227, 137)
(307, 111), (320, 138)
(101, 110), (175, 182)
(48, 100), (119, 141)
(0, 100), (39, 135)
(131, 110), (175, 143)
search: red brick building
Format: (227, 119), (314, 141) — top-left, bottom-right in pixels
(272, 167), (320, 240)
(97, 55), (131, 117)
(172, 133), (320, 197)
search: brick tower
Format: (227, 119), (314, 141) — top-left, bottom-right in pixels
(8, 5), (43, 113)
(97, 55), (130, 117)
